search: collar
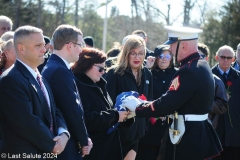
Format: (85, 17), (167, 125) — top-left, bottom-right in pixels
(53, 54), (70, 69)
(217, 65), (230, 75)
(233, 61), (240, 70)
(179, 52), (200, 67)
(154, 66), (174, 73)
(17, 59), (39, 79)
(74, 72), (106, 87)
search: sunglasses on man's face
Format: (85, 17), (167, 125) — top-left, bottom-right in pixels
(159, 54), (171, 60)
(94, 65), (106, 73)
(219, 56), (233, 60)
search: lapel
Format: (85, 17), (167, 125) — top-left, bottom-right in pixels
(212, 64), (224, 81)
(50, 54), (83, 109)
(142, 67), (148, 98)
(42, 77), (55, 120)
(50, 54), (69, 69)
(15, 61), (52, 125)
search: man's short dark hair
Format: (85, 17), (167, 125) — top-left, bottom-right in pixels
(83, 36), (94, 47)
(52, 24), (82, 50)
(198, 43), (209, 57)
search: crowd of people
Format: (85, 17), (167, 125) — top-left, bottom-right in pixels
(0, 14), (240, 160)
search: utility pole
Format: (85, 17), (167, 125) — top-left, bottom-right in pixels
(102, 0), (108, 52)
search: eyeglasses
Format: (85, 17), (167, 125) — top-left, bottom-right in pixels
(219, 56), (233, 60)
(129, 52), (145, 58)
(66, 42), (85, 48)
(159, 54), (171, 60)
(200, 54), (205, 59)
(94, 65), (106, 73)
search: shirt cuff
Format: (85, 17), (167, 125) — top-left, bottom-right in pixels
(58, 127), (70, 139)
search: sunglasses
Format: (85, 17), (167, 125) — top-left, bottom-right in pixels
(159, 54), (171, 60)
(94, 65), (106, 73)
(219, 56), (233, 60)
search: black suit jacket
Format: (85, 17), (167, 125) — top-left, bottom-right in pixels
(42, 54), (88, 159)
(0, 60), (67, 158)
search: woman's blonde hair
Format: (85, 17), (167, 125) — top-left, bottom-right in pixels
(113, 35), (146, 85)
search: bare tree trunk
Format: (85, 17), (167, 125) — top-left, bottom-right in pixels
(183, 0), (195, 26)
(37, 0), (42, 28)
(131, 0), (134, 28)
(166, 4), (170, 25)
(61, 0), (66, 24)
(132, 0), (138, 17)
(75, 0), (78, 27)
(196, 0), (207, 25)
(14, 0), (21, 30)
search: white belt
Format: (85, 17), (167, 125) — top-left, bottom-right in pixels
(169, 113), (208, 121)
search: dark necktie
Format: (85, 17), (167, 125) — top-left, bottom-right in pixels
(36, 74), (53, 133)
(223, 72), (227, 84)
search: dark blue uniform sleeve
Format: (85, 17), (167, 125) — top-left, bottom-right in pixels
(136, 69), (197, 117)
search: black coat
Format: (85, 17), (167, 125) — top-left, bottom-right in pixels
(208, 74), (228, 129)
(136, 53), (222, 160)
(212, 65), (240, 147)
(104, 67), (153, 155)
(139, 66), (177, 146)
(74, 73), (123, 160)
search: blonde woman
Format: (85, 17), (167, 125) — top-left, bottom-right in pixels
(104, 35), (153, 160)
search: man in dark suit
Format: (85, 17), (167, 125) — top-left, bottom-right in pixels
(212, 45), (240, 160)
(0, 25), (69, 159)
(42, 24), (92, 160)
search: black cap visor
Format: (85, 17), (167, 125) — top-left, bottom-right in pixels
(164, 37), (180, 45)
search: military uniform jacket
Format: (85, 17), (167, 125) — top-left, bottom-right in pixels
(212, 65), (240, 147)
(136, 53), (222, 160)
(139, 66), (177, 146)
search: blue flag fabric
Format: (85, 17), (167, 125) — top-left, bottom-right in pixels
(107, 91), (139, 134)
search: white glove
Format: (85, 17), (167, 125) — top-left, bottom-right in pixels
(138, 98), (147, 103)
(127, 111), (136, 119)
(122, 96), (141, 111)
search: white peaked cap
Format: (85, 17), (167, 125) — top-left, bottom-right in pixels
(164, 26), (203, 44)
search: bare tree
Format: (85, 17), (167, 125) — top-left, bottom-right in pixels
(14, 0), (21, 29)
(61, 0), (66, 24)
(131, 0), (139, 17)
(37, 0), (42, 28)
(75, 0), (78, 27)
(149, 0), (184, 25)
(183, 0), (196, 26)
(196, 0), (208, 25)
